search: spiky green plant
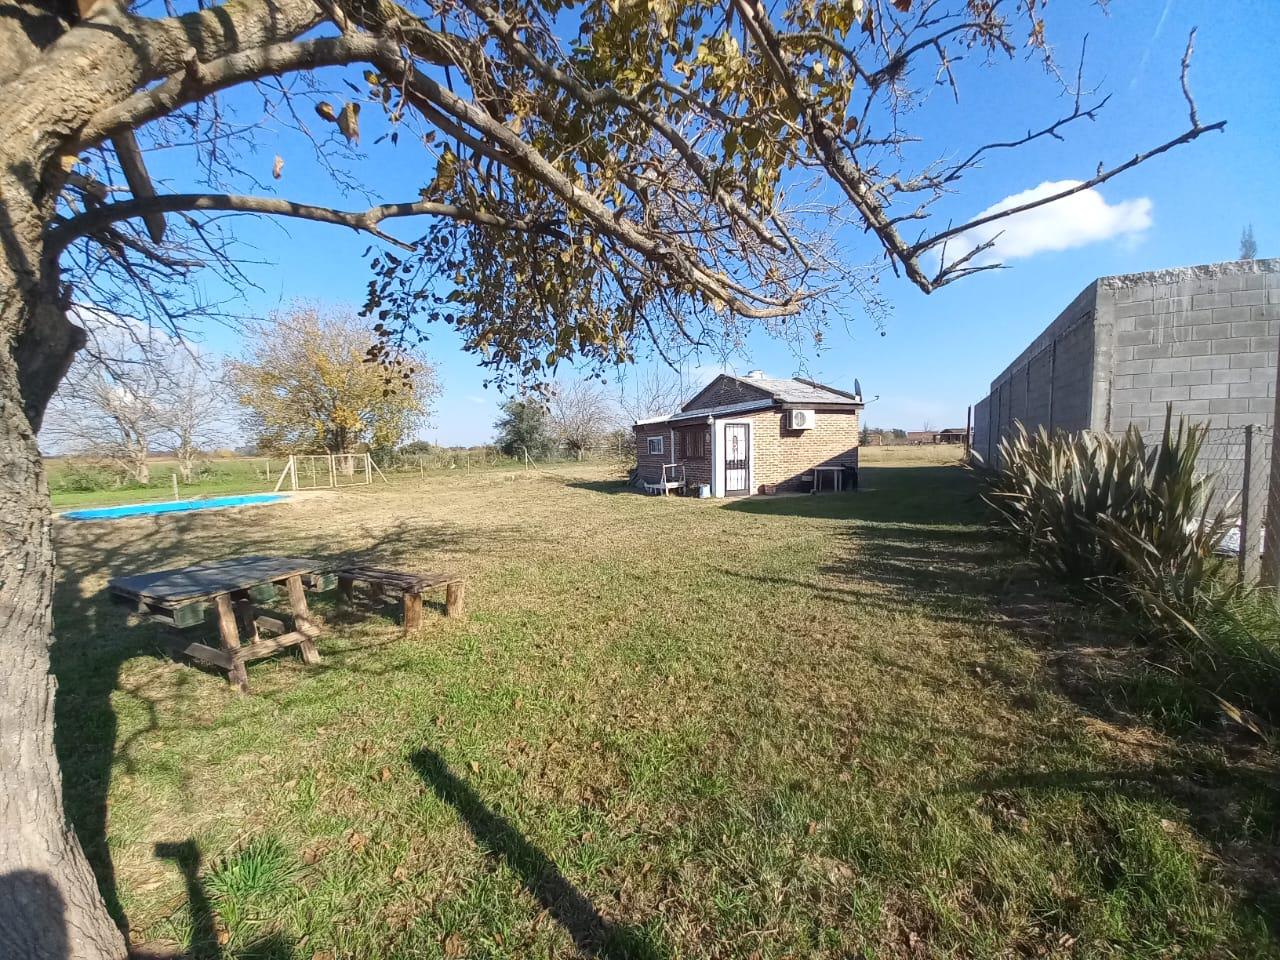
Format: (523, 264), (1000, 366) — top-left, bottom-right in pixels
(984, 407), (1236, 632)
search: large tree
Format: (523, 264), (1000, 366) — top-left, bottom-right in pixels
(43, 328), (231, 485)
(0, 0), (1222, 955)
(548, 377), (614, 459)
(42, 343), (165, 486)
(494, 395), (556, 459)
(226, 305), (438, 457)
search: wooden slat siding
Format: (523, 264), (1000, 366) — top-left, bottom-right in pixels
(335, 567), (466, 630)
(109, 556), (325, 605)
(335, 568), (463, 593)
(233, 631), (316, 664)
(255, 615), (287, 635)
(170, 640), (234, 670)
(232, 592), (260, 644)
(214, 594), (250, 692)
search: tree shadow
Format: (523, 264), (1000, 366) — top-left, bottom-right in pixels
(563, 477), (648, 496)
(723, 465), (982, 524)
(0, 870), (69, 960)
(410, 748), (665, 959)
(152, 840), (295, 960)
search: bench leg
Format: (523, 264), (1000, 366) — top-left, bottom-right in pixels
(286, 574), (321, 665)
(445, 581), (465, 618)
(402, 591), (423, 633)
(214, 593), (250, 693)
(338, 575), (354, 606)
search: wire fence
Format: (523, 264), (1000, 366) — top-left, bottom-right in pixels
(1146, 424), (1274, 585)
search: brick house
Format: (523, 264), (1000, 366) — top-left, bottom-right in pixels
(632, 371), (864, 496)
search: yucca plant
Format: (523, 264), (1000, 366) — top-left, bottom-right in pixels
(985, 407), (1236, 631)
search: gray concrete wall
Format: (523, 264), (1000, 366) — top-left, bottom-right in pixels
(1100, 260), (1280, 494)
(971, 259), (1280, 497)
(972, 281), (1098, 465)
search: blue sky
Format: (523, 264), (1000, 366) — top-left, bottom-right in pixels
(138, 1), (1276, 444)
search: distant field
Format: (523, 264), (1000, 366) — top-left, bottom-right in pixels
(859, 442), (967, 466)
(44, 444), (963, 511)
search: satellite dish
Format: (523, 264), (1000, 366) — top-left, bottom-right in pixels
(853, 378), (863, 399)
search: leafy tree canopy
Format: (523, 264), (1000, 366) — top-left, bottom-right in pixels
(225, 305), (440, 454)
(494, 396), (556, 458)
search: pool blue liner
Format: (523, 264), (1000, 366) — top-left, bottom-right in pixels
(62, 493), (286, 521)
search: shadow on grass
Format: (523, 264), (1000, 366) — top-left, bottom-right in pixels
(411, 748), (664, 960)
(723, 465), (985, 524)
(565, 478), (642, 496)
(151, 840), (295, 960)
(734, 461), (1280, 937)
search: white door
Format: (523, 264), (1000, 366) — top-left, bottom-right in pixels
(724, 423), (750, 495)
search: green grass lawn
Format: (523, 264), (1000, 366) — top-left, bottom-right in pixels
(50, 459), (1279, 958)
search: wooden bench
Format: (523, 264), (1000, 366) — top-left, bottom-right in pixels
(335, 567), (465, 632)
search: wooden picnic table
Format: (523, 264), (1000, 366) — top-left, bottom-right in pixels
(109, 556), (336, 692)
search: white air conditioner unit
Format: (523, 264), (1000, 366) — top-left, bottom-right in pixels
(789, 409), (816, 430)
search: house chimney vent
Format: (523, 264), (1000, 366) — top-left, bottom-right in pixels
(746, 369), (766, 379)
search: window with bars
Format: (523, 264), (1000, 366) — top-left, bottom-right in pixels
(683, 429), (709, 459)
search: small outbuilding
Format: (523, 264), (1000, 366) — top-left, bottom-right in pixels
(633, 371), (864, 496)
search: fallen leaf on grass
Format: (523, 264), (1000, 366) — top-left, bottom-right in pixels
(442, 931), (466, 956)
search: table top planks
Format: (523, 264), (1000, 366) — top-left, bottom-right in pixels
(109, 555), (326, 606)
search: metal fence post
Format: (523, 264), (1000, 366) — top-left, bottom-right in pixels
(1240, 424), (1262, 585)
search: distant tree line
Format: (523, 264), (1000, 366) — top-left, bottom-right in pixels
(861, 427), (909, 444)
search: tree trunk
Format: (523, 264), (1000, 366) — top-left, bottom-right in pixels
(0, 108), (129, 958)
(0, 313), (127, 960)
(0, 3), (324, 955)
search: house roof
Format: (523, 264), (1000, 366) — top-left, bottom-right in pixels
(634, 399), (775, 426)
(711, 374), (862, 406)
(635, 373), (862, 427)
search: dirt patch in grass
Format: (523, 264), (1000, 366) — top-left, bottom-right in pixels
(51, 461), (1279, 958)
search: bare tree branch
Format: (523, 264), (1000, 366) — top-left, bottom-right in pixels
(49, 192), (565, 257)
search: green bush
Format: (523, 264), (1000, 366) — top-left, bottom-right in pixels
(52, 462), (121, 492)
(984, 409), (1234, 631)
(983, 410), (1280, 730)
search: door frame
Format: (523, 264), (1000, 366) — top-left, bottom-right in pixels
(714, 419), (754, 497)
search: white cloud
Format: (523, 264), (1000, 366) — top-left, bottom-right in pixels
(943, 180), (1152, 267)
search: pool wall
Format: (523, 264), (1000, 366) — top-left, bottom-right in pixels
(61, 493), (288, 521)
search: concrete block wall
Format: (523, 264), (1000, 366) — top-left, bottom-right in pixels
(1101, 263), (1280, 434)
(1100, 261), (1280, 493)
(972, 281), (1097, 466)
(971, 259), (1280, 502)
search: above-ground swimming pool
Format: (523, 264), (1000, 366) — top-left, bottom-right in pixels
(61, 493), (287, 521)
